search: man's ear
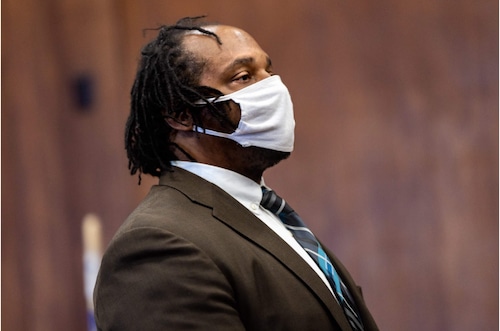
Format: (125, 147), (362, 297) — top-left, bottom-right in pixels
(165, 110), (194, 131)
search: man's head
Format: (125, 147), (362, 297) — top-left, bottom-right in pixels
(126, 17), (292, 182)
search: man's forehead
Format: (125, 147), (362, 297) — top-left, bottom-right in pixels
(182, 25), (259, 55)
(185, 24), (244, 37)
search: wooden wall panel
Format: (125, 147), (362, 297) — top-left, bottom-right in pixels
(2, 0), (497, 330)
(2, 0), (136, 330)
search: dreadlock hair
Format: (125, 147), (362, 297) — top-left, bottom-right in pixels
(125, 16), (232, 183)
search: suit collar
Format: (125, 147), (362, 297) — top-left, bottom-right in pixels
(160, 167), (353, 330)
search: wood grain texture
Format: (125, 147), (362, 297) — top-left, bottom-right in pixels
(2, 0), (497, 330)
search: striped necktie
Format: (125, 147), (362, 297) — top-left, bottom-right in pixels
(261, 188), (364, 331)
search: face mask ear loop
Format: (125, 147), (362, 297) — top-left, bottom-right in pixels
(192, 125), (205, 134)
(192, 125), (233, 139)
(194, 95), (223, 106)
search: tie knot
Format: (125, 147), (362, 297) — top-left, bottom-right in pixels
(261, 188), (287, 215)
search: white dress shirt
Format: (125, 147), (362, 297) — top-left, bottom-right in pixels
(171, 161), (334, 296)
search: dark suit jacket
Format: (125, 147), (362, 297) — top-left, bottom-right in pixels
(94, 167), (378, 330)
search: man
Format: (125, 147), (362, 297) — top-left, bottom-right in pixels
(93, 17), (378, 331)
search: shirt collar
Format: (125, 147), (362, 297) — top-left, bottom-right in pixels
(171, 161), (264, 210)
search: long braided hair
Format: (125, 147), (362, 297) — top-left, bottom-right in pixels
(125, 16), (231, 182)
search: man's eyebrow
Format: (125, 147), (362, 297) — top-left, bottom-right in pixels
(222, 57), (254, 74)
(222, 56), (273, 74)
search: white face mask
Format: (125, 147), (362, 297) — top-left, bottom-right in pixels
(194, 75), (295, 152)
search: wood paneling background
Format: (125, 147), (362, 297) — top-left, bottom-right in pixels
(2, 1), (498, 330)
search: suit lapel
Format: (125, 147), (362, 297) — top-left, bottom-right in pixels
(160, 168), (353, 331)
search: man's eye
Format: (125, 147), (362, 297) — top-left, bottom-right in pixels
(233, 73), (251, 82)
